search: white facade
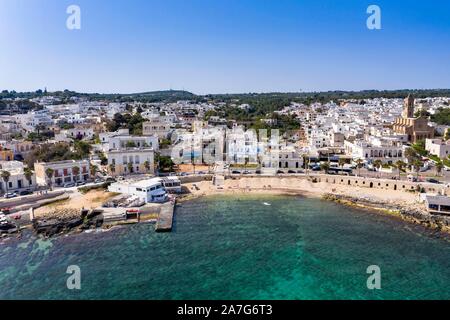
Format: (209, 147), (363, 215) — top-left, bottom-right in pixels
(425, 138), (450, 159)
(0, 161), (37, 193)
(344, 139), (404, 163)
(108, 178), (167, 203)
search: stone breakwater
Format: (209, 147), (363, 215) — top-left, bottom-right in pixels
(323, 193), (450, 234)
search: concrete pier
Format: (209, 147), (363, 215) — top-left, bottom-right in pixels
(155, 201), (175, 232)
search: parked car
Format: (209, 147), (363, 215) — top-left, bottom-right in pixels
(19, 190), (32, 196)
(277, 170), (285, 174)
(255, 169), (262, 174)
(94, 178), (104, 183)
(287, 170), (296, 174)
(3, 192), (17, 199)
(231, 170), (241, 174)
(63, 182), (75, 188)
(76, 181), (86, 186)
(243, 170), (251, 175)
(426, 178), (441, 184)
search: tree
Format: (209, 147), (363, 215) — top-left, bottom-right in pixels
(109, 163), (115, 174)
(74, 140), (91, 159)
(45, 168), (54, 189)
(72, 166), (80, 181)
(412, 159), (422, 180)
(158, 156), (175, 172)
(338, 158), (346, 170)
(320, 161), (330, 174)
(435, 162), (444, 177)
(1, 171), (11, 194)
(356, 159), (364, 176)
(373, 159), (382, 170)
(24, 167), (34, 186)
(90, 165), (98, 178)
(127, 162), (133, 174)
(143, 160), (151, 172)
(404, 147), (419, 165)
(394, 160), (406, 180)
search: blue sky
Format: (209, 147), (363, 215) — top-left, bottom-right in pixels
(1, 0), (449, 94)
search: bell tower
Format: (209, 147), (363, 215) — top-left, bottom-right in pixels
(402, 94), (415, 118)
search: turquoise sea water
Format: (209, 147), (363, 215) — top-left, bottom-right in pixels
(0, 194), (449, 300)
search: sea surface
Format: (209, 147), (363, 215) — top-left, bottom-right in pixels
(0, 194), (449, 300)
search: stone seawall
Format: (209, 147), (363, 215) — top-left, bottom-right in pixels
(227, 174), (448, 195)
(323, 193), (450, 234)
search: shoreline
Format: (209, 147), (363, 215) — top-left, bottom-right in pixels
(180, 178), (450, 235)
(3, 177), (450, 240)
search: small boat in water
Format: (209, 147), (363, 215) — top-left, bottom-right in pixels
(263, 202), (271, 206)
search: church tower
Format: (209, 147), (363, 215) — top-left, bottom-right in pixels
(402, 94), (415, 118)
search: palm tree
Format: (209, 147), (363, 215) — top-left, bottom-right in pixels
(90, 165), (98, 178)
(72, 166), (80, 182)
(45, 168), (54, 190)
(394, 160), (406, 180)
(404, 147), (418, 164)
(435, 162), (444, 177)
(109, 163), (115, 175)
(127, 162), (133, 175)
(338, 158), (346, 170)
(1, 170), (11, 194)
(24, 167), (33, 186)
(143, 160), (151, 172)
(303, 155), (309, 176)
(373, 159), (382, 170)
(373, 160), (383, 178)
(355, 159), (364, 176)
(320, 161), (330, 174)
(412, 159), (422, 180)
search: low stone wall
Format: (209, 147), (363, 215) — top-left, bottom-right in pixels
(222, 173), (448, 195)
(312, 174), (447, 194)
(179, 175), (213, 184)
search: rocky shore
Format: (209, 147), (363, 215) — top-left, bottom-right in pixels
(323, 193), (450, 234)
(31, 209), (104, 237)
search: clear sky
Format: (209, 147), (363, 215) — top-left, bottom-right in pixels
(1, 0), (449, 94)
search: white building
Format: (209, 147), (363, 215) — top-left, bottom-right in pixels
(278, 146), (304, 171)
(100, 129), (159, 152)
(107, 148), (155, 176)
(344, 138), (404, 164)
(108, 178), (167, 203)
(425, 138), (450, 159)
(0, 161), (37, 194)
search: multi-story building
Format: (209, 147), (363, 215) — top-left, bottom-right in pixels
(100, 129), (158, 152)
(425, 138), (450, 159)
(107, 148), (155, 176)
(0, 161), (37, 194)
(34, 159), (91, 186)
(278, 146), (304, 170)
(344, 138), (404, 164)
(142, 119), (172, 139)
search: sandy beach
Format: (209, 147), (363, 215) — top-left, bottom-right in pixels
(181, 176), (420, 207)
